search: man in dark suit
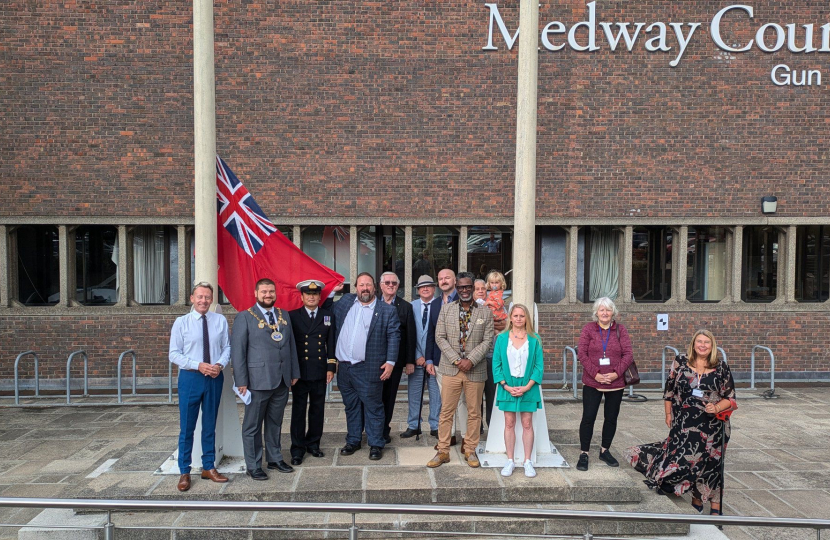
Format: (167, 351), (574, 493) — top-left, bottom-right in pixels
(377, 271), (417, 442)
(232, 278), (300, 480)
(288, 279), (336, 466)
(331, 272), (400, 460)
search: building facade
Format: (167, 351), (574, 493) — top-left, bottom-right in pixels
(2, 1), (829, 386)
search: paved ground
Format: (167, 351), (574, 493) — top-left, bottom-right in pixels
(0, 385), (828, 539)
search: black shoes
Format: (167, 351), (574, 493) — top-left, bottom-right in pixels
(383, 434), (392, 444)
(598, 449), (619, 467)
(576, 453), (589, 471)
(400, 428), (421, 438)
(267, 460), (294, 473)
(340, 443), (362, 456)
(291, 457), (303, 466)
(369, 446), (383, 460)
(246, 468), (268, 481)
(430, 429), (438, 437)
(307, 447), (325, 458)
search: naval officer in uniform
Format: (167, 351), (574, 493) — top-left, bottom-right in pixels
(288, 279), (337, 465)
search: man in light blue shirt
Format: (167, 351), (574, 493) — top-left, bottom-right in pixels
(169, 282), (231, 491)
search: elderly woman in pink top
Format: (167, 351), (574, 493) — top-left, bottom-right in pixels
(575, 297), (633, 472)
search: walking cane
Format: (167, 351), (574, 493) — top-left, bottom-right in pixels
(415, 365), (429, 441)
(715, 405), (734, 529)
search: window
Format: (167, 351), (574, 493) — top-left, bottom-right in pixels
(467, 226), (512, 290)
(795, 225), (830, 302)
(537, 226), (574, 304)
(276, 226), (293, 243)
(133, 226), (175, 305)
(302, 225), (351, 286)
(632, 226), (672, 302)
(76, 225), (118, 305)
(412, 226), (458, 294)
(584, 226), (619, 302)
(742, 226), (778, 302)
(17, 225), (60, 305)
(687, 226), (728, 302)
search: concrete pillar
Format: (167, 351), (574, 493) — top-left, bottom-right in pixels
(175, 226), (190, 306)
(58, 226), (77, 308)
(620, 226), (633, 303)
(566, 226), (579, 303)
(293, 225), (301, 248)
(0, 225), (9, 307)
(115, 226), (132, 307)
(730, 226), (743, 303)
(781, 225), (797, 303)
(511, 0), (539, 307)
(190, 0), (243, 466)
(349, 226), (358, 285)
(674, 226), (688, 302)
(458, 226), (468, 273)
(404, 226), (413, 301)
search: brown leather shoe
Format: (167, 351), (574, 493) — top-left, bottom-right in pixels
(200, 468), (229, 483)
(177, 473), (191, 492)
(427, 452), (450, 468)
(464, 451), (480, 468)
(433, 436), (457, 451)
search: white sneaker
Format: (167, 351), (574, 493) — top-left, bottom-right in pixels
(523, 461), (537, 478)
(500, 460), (515, 477)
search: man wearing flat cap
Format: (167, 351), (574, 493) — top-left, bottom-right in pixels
(288, 280), (336, 466)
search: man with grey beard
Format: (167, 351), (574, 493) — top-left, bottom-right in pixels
(330, 272), (400, 461)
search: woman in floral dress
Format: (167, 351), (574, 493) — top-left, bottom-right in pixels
(625, 329), (736, 515)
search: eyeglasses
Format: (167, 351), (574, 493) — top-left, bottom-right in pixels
(381, 281), (399, 286)
(456, 285), (473, 290)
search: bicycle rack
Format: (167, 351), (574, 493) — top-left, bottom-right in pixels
(116, 350), (137, 404)
(751, 345), (777, 399)
(661, 346), (680, 390)
(13, 351), (40, 405)
(563, 346), (577, 392)
(66, 350), (89, 404)
(569, 347), (580, 399)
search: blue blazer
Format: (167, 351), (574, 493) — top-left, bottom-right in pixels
(332, 293), (401, 379)
(413, 296), (443, 366)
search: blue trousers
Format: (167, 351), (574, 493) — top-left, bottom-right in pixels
(177, 368), (224, 473)
(406, 365), (441, 431)
(338, 361), (385, 448)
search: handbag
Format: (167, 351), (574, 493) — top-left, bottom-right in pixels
(615, 325), (640, 385)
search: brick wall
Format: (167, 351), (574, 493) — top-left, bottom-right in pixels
(1, 1), (828, 219)
(2, 310), (828, 382)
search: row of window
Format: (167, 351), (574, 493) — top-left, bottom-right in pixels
(8, 223), (829, 307)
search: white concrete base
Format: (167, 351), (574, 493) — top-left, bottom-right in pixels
(479, 401), (568, 468)
(156, 449), (246, 475)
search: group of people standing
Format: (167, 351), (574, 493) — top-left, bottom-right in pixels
(170, 275), (736, 517)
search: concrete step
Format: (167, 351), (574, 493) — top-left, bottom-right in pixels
(20, 497), (693, 540)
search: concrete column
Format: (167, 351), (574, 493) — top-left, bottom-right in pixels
(175, 226), (189, 306)
(190, 0), (243, 466)
(349, 226), (358, 285)
(293, 225), (301, 248)
(458, 226), (468, 273)
(193, 0), (218, 294)
(115, 226), (132, 307)
(404, 226), (413, 301)
(782, 225), (797, 303)
(58, 226), (77, 308)
(566, 226), (579, 303)
(0, 225), (9, 307)
(511, 0), (539, 307)
(620, 226), (633, 303)
(674, 226), (688, 302)
(730, 226), (743, 303)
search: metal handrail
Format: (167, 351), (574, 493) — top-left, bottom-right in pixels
(13, 351), (40, 405)
(116, 350), (137, 404)
(751, 345), (777, 398)
(563, 346), (577, 393)
(66, 350), (89, 404)
(0, 498), (828, 539)
(661, 346), (679, 390)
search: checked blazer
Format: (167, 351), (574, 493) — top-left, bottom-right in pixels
(434, 301), (494, 383)
(332, 293), (400, 375)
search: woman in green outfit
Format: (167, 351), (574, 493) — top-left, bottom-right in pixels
(492, 303), (544, 478)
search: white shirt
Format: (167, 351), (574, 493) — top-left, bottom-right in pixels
(335, 297), (379, 365)
(507, 339), (529, 378)
(169, 310), (231, 371)
(256, 303), (281, 330)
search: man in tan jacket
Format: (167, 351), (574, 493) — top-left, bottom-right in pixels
(427, 272), (494, 468)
